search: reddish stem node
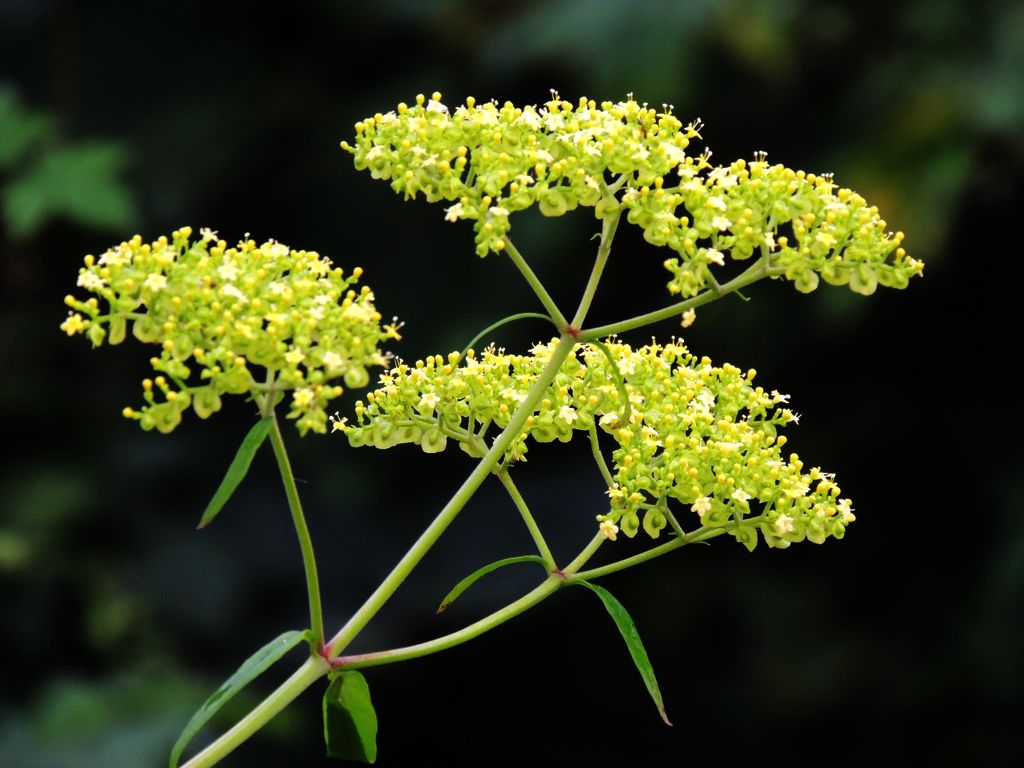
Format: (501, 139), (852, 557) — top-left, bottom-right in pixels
(565, 325), (581, 339)
(318, 643), (344, 670)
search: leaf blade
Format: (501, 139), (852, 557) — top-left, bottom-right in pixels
(198, 417), (273, 528)
(169, 629), (305, 768)
(323, 671), (378, 763)
(575, 580), (671, 725)
(437, 555), (549, 613)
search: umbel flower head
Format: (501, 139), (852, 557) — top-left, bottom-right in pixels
(340, 338), (853, 551)
(61, 227), (401, 435)
(342, 92), (922, 297)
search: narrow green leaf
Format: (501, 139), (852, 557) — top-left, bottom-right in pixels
(197, 417), (273, 528)
(457, 312), (554, 365)
(437, 555), (549, 613)
(575, 580), (672, 725)
(169, 629), (304, 768)
(323, 671), (378, 763)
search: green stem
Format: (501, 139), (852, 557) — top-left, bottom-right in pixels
(569, 525), (737, 582)
(337, 576), (563, 670)
(323, 333), (577, 659)
(580, 260), (782, 341)
(588, 338), (632, 425)
(563, 532), (605, 573)
(502, 238), (569, 329)
(571, 208), (621, 328)
(180, 656), (330, 768)
(495, 469), (557, 569)
(588, 425), (615, 488)
(266, 410), (325, 647)
(337, 532), (606, 671)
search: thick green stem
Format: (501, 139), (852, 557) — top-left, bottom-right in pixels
(323, 333), (576, 659)
(502, 238), (569, 329)
(266, 412), (325, 646)
(336, 532), (606, 671)
(180, 656), (329, 768)
(571, 209), (621, 328)
(338, 576), (563, 670)
(580, 261), (782, 341)
(496, 469), (557, 569)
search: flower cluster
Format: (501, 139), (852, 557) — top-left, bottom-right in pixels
(61, 227), (400, 434)
(341, 338), (853, 550)
(342, 92), (922, 296)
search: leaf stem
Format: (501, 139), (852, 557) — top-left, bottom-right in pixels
(502, 238), (569, 329)
(495, 468), (557, 569)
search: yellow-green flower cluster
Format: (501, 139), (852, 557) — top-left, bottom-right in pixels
(341, 338), (853, 550)
(61, 227), (400, 435)
(342, 92), (702, 257)
(639, 158), (922, 296)
(342, 92), (922, 296)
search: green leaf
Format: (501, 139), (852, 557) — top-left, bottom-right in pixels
(4, 142), (139, 237)
(437, 555), (549, 613)
(0, 88), (53, 170)
(197, 418), (273, 528)
(457, 311), (553, 364)
(169, 630), (304, 768)
(575, 580), (672, 725)
(323, 671), (378, 763)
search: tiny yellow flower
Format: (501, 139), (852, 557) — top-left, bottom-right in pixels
(60, 313), (87, 336)
(837, 498), (856, 523)
(692, 496), (712, 517)
(418, 392), (440, 411)
(599, 519), (619, 541)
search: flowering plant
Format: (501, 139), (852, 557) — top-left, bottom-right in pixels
(63, 92), (921, 766)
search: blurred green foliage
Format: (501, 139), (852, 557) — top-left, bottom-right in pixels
(0, 88), (138, 237)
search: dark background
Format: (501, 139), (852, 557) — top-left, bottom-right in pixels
(2, 1), (1022, 765)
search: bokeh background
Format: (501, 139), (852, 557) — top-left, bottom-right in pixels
(2, 1), (1022, 765)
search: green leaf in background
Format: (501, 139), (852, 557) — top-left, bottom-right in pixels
(575, 580), (672, 726)
(169, 630), (304, 768)
(0, 89), (52, 170)
(437, 555), (549, 613)
(4, 142), (139, 237)
(323, 671), (378, 763)
(197, 418), (273, 529)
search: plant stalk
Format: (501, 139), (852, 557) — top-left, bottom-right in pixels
(571, 208), (621, 328)
(580, 261), (782, 340)
(496, 468), (557, 569)
(180, 656), (329, 768)
(323, 332), (577, 659)
(266, 410), (325, 647)
(502, 238), (570, 329)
